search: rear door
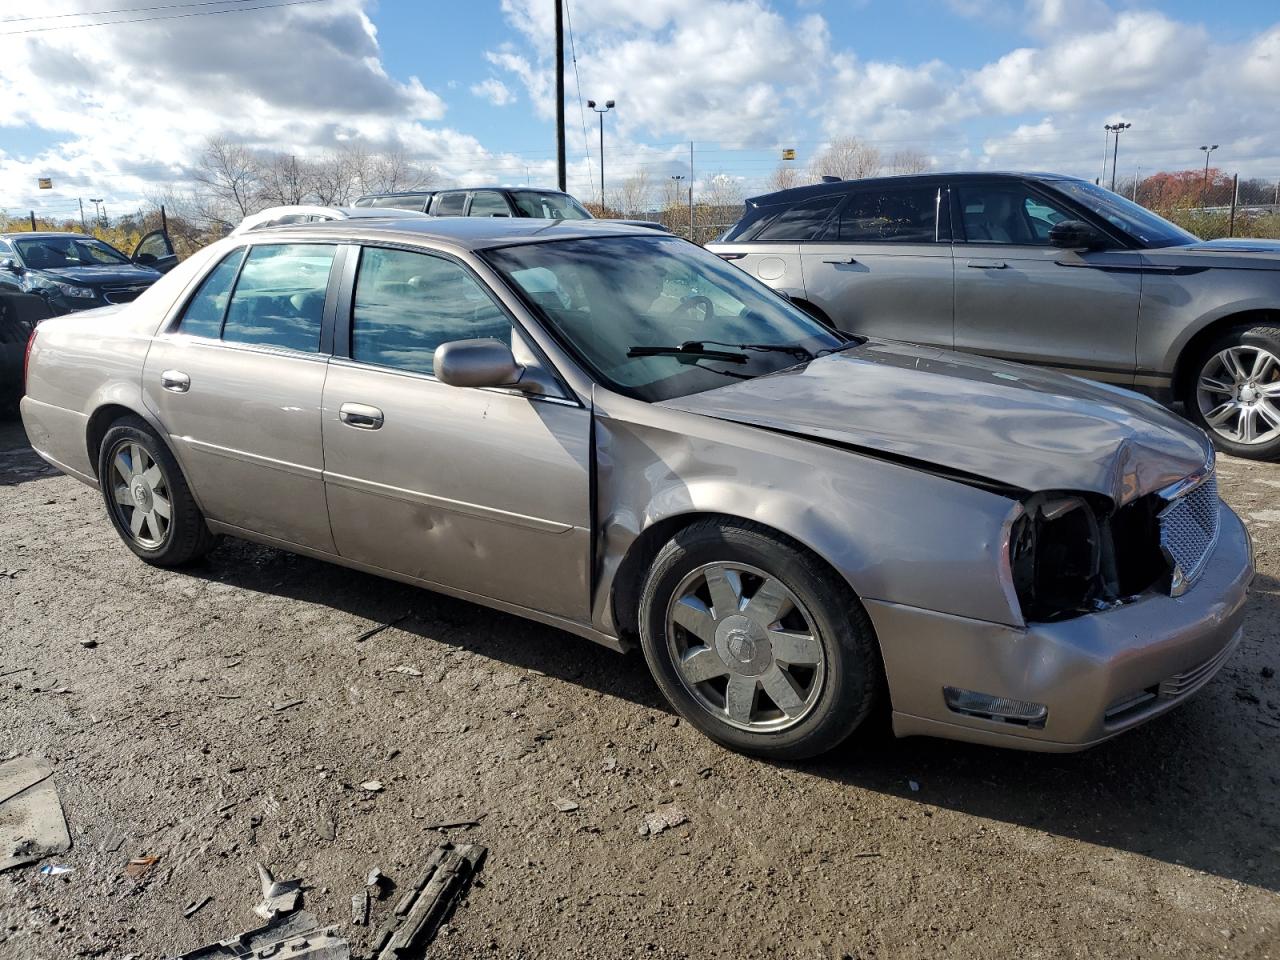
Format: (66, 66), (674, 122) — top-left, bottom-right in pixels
(799, 182), (955, 347)
(320, 243), (592, 620)
(950, 179), (1140, 386)
(141, 241), (342, 551)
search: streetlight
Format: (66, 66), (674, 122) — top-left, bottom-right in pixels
(671, 174), (692, 239)
(1200, 144), (1219, 204)
(586, 99), (614, 210)
(1104, 122), (1131, 191)
(89, 198), (103, 229)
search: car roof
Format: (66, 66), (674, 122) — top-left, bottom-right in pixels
(746, 170), (1086, 207)
(0, 231), (96, 240)
(256, 215), (657, 250)
(433, 185), (572, 194)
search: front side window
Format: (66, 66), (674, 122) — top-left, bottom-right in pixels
(750, 194), (842, 240)
(176, 248), (246, 338)
(431, 192), (467, 216)
(509, 190), (592, 220)
(13, 236), (129, 269)
(350, 247), (510, 377)
(468, 191), (512, 217)
(221, 244), (336, 352)
(956, 184), (1073, 245)
(836, 186), (942, 242)
(485, 235), (844, 402)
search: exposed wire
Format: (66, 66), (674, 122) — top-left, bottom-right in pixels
(563, 0), (592, 175)
(0, 0), (326, 35)
(0, 0), (261, 25)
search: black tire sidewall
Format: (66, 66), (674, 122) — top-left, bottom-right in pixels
(1184, 325), (1280, 461)
(638, 520), (879, 760)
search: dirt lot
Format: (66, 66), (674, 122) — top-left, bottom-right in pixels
(0, 417), (1277, 960)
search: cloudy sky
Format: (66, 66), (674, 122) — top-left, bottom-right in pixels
(1, 0), (1277, 217)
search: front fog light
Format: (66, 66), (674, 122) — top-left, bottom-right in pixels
(944, 686), (1048, 728)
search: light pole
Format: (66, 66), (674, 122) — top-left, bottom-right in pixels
(1104, 122), (1131, 191)
(671, 175), (689, 239)
(587, 99), (614, 210)
(89, 198), (103, 229)
(1200, 144), (1219, 205)
(1099, 125), (1112, 185)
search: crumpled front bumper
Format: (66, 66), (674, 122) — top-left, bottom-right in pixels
(867, 502), (1254, 752)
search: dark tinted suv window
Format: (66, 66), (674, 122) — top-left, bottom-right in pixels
(836, 186), (942, 242)
(750, 194), (842, 240)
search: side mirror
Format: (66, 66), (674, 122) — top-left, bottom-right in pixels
(434, 338), (525, 389)
(0, 258), (20, 273)
(1048, 220), (1106, 250)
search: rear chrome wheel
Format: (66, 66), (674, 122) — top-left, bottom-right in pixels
(666, 562), (825, 733)
(1195, 345), (1280, 447)
(106, 439), (172, 549)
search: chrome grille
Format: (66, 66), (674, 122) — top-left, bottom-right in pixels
(1158, 471), (1220, 594)
(102, 283), (150, 304)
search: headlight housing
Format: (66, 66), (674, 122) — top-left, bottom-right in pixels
(32, 277), (96, 300)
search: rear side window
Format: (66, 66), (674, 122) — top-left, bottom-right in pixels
(836, 186), (942, 242)
(431, 192), (467, 216)
(370, 195), (426, 211)
(176, 248), (246, 338)
(750, 194), (842, 240)
(350, 247), (510, 377)
(221, 244), (337, 352)
(468, 191), (512, 217)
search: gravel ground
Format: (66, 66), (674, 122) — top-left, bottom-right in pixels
(0, 416), (1277, 960)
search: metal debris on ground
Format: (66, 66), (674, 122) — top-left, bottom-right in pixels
(124, 856), (160, 880)
(637, 807), (688, 837)
(38, 864), (73, 876)
(273, 699), (306, 712)
(78, 638), (98, 648)
(369, 842), (487, 960)
(255, 862), (303, 919)
(183, 896), (212, 918)
(352, 890), (370, 926)
(355, 614), (409, 643)
(0, 757), (71, 873)
(552, 798), (579, 813)
(172, 909), (349, 960)
(419, 816), (482, 831)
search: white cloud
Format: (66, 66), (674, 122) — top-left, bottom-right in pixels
(470, 77), (515, 107)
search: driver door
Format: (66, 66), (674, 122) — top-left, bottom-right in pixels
(131, 230), (179, 273)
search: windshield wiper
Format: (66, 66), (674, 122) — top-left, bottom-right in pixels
(696, 340), (816, 361)
(627, 342), (749, 364)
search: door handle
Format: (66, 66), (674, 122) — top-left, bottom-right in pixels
(821, 256), (857, 265)
(966, 260), (1007, 269)
(339, 402), (384, 430)
(160, 370), (190, 393)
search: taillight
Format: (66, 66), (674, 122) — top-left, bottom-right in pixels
(22, 324), (37, 394)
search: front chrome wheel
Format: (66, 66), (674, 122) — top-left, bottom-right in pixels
(665, 561), (826, 733)
(1196, 345), (1280, 446)
(106, 439), (172, 549)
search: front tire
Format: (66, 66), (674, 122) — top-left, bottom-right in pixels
(1184, 324), (1280, 460)
(97, 416), (216, 566)
(638, 518), (881, 760)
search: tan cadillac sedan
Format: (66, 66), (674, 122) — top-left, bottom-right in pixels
(20, 218), (1253, 759)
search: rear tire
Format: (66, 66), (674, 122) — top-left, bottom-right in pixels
(1183, 324), (1280, 461)
(638, 518), (881, 760)
(97, 416), (217, 566)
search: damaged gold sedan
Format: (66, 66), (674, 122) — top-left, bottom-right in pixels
(20, 218), (1254, 758)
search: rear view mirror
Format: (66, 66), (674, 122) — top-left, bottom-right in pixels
(1049, 220), (1106, 250)
(435, 339), (525, 389)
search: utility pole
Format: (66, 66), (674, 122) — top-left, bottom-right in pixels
(1229, 173), (1239, 237)
(78, 198), (87, 231)
(587, 99), (614, 209)
(1200, 144), (1219, 205)
(688, 141), (695, 241)
(28, 210), (36, 231)
(554, 0), (566, 192)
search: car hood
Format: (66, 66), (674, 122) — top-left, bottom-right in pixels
(1143, 237), (1280, 271)
(40, 264), (161, 285)
(661, 340), (1213, 504)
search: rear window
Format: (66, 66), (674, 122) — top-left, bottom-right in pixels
(431, 192), (467, 216)
(749, 194), (843, 241)
(220, 244), (337, 352)
(836, 186), (943, 242)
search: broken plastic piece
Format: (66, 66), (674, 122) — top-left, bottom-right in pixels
(173, 910), (349, 960)
(0, 757), (70, 873)
(255, 862), (303, 919)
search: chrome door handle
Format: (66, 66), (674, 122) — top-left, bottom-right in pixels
(160, 370), (190, 393)
(821, 256), (857, 265)
(339, 402), (384, 430)
(966, 260), (1007, 269)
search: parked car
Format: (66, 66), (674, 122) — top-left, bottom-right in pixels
(0, 292), (53, 412)
(230, 204), (432, 235)
(21, 218), (1251, 759)
(355, 186), (667, 231)
(0, 230), (177, 315)
(708, 172), (1280, 460)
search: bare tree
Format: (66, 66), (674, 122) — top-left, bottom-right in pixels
(887, 149), (930, 175)
(694, 173), (745, 244)
(258, 153), (312, 207)
(192, 137), (264, 225)
(609, 170), (653, 218)
(808, 136), (881, 182)
(767, 162), (804, 192)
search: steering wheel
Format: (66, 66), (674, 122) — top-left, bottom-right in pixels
(674, 294), (714, 323)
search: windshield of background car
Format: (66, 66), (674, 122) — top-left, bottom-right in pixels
(14, 236), (130, 268)
(1052, 180), (1199, 247)
(484, 235), (845, 402)
(510, 191), (592, 220)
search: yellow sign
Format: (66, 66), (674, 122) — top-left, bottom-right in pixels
(781, 149), (796, 161)
(37, 177), (52, 189)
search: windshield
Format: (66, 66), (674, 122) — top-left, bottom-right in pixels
(484, 235), (845, 402)
(1053, 180), (1199, 248)
(510, 190), (593, 220)
(14, 235), (129, 269)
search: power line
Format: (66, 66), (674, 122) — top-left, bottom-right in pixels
(0, 0), (260, 25)
(0, 0), (326, 35)
(563, 0), (592, 174)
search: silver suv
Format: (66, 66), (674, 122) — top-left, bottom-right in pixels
(708, 173), (1280, 460)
